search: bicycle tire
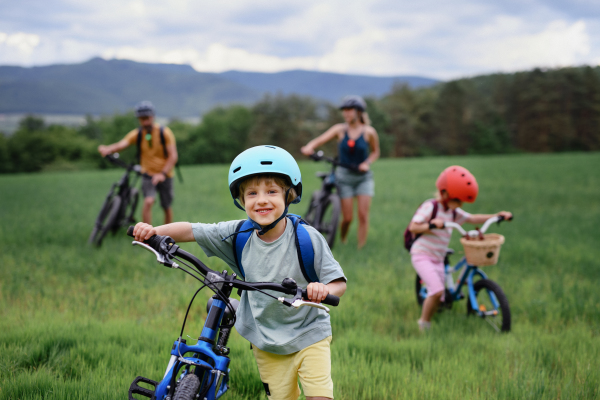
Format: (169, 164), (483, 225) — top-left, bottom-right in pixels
(93, 196), (122, 247)
(304, 191), (320, 226)
(124, 188), (139, 224)
(173, 374), (201, 400)
(319, 194), (341, 249)
(467, 279), (511, 332)
(88, 193), (114, 244)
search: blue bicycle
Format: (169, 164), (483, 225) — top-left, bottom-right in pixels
(125, 227), (339, 400)
(415, 216), (512, 332)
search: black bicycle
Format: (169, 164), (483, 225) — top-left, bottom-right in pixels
(88, 154), (141, 247)
(304, 151), (360, 249)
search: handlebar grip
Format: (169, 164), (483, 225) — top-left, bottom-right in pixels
(301, 289), (340, 307)
(126, 225), (164, 250)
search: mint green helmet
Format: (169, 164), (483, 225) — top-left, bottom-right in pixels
(228, 145), (302, 211)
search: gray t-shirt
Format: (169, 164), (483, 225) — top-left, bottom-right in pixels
(192, 218), (346, 355)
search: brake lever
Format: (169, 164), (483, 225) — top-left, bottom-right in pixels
(132, 241), (178, 268)
(276, 286), (330, 313)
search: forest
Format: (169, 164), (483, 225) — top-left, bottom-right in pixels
(1, 65), (599, 173)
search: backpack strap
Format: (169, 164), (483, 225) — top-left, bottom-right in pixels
(232, 215), (318, 283)
(232, 219), (253, 279)
(159, 126), (168, 158)
(430, 200), (439, 220)
(289, 214), (318, 283)
(136, 127), (143, 164)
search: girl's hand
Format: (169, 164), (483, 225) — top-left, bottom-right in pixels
(306, 282), (330, 304)
(133, 222), (157, 241)
(430, 218), (445, 229)
(358, 162), (370, 172)
(497, 211), (513, 220)
(300, 146), (315, 156)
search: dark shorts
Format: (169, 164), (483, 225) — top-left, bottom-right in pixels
(142, 175), (174, 209)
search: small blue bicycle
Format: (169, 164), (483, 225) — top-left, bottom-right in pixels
(416, 216), (512, 332)
(125, 227), (339, 400)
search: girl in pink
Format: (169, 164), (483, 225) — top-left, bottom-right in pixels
(408, 166), (512, 330)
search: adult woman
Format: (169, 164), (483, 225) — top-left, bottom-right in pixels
(301, 95), (380, 249)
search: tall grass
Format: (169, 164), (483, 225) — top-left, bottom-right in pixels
(1, 153), (599, 399)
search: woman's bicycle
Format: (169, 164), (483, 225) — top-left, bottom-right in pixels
(303, 151), (360, 249)
(415, 215), (512, 332)
(88, 154), (141, 247)
(125, 227), (340, 400)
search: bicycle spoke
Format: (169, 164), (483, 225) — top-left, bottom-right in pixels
(484, 316), (501, 333)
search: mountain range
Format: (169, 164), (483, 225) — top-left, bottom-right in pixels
(0, 57), (438, 118)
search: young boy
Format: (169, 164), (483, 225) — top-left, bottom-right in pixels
(133, 145), (347, 400)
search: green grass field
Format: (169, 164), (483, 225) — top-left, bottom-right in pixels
(1, 153), (599, 399)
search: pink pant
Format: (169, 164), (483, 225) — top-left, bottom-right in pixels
(411, 253), (445, 299)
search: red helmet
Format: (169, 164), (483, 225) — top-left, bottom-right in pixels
(436, 166), (479, 203)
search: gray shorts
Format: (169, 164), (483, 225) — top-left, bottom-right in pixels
(335, 167), (375, 199)
(142, 175), (174, 209)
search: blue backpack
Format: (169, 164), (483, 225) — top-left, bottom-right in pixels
(231, 214), (319, 283)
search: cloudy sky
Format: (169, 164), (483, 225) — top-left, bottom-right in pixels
(1, 0), (599, 79)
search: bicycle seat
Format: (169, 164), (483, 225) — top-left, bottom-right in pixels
(446, 248), (455, 256)
(315, 172), (329, 179)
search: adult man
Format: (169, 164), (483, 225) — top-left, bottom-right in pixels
(98, 101), (178, 224)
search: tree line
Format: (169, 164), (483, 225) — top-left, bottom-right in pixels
(1, 65), (599, 173)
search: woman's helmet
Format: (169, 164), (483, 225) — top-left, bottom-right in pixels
(134, 101), (155, 117)
(436, 166), (479, 203)
(339, 95), (366, 112)
(228, 145), (303, 211)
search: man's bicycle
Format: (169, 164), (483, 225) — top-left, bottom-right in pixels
(416, 215), (512, 332)
(124, 227), (340, 400)
(303, 151), (360, 249)
(88, 154), (141, 247)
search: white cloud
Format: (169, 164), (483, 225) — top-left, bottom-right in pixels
(0, 32), (40, 54)
(464, 19), (591, 73)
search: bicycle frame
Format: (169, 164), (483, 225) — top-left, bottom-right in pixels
(447, 258), (500, 317)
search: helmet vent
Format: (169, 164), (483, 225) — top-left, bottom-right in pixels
(467, 182), (471, 185)
(233, 167), (241, 173)
(261, 161), (273, 165)
(265, 146), (276, 149)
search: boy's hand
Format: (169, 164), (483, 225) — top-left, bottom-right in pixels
(497, 211), (513, 220)
(306, 282), (330, 304)
(133, 222), (157, 241)
(430, 218), (445, 229)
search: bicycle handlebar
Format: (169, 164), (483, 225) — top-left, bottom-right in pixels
(309, 151), (362, 173)
(125, 226), (340, 307)
(442, 215), (512, 238)
(105, 153), (141, 173)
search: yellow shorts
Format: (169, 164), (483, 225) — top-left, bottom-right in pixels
(252, 336), (334, 400)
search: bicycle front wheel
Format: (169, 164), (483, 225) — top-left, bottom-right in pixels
(92, 196), (122, 247)
(319, 194), (341, 249)
(124, 188), (139, 224)
(88, 194), (114, 245)
(173, 374), (201, 400)
(467, 279), (511, 332)
(303, 191), (320, 226)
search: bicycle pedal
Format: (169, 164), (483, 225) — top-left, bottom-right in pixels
(128, 376), (158, 400)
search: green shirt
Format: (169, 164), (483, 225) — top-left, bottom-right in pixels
(192, 218), (346, 355)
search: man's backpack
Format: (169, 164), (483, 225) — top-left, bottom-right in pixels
(403, 200), (456, 251)
(232, 214), (319, 283)
(136, 126), (183, 182)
